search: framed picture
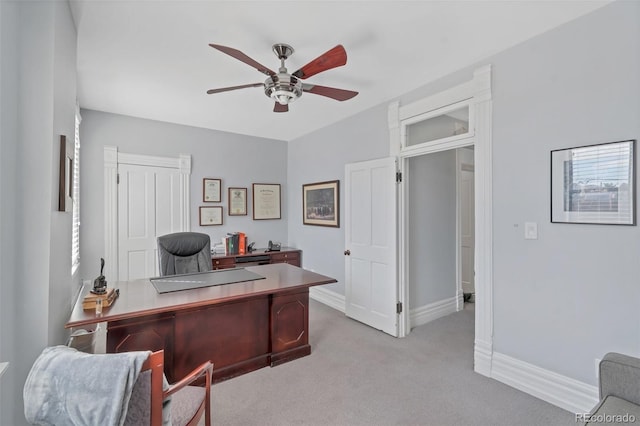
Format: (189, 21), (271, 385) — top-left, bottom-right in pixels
(228, 187), (247, 216)
(252, 183), (281, 220)
(203, 178), (221, 202)
(551, 139), (636, 225)
(303, 180), (339, 227)
(58, 135), (73, 212)
(199, 206), (223, 226)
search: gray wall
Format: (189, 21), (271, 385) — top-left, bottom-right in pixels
(79, 110), (288, 280)
(0, 1), (77, 424)
(408, 150), (457, 308)
(286, 104), (390, 293)
(287, 0), (639, 388)
(489, 0), (640, 384)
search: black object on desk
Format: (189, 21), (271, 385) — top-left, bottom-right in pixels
(91, 258), (108, 295)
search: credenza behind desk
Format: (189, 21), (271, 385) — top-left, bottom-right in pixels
(65, 263), (336, 383)
(211, 247), (301, 269)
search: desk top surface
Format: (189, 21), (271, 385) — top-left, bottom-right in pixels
(66, 263), (336, 329)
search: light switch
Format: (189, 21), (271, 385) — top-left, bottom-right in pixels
(524, 222), (538, 240)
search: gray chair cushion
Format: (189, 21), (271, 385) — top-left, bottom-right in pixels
(157, 232), (212, 276)
(170, 385), (207, 426)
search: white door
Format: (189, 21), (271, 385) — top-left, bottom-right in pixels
(345, 157), (398, 336)
(459, 163), (475, 296)
(118, 163), (185, 280)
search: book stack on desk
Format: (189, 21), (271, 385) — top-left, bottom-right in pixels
(224, 232), (246, 255)
(82, 288), (119, 310)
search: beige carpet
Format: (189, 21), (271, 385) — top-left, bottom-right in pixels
(210, 300), (576, 426)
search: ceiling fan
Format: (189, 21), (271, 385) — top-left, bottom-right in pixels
(207, 43), (358, 113)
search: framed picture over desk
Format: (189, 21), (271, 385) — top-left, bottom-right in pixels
(253, 183), (281, 220)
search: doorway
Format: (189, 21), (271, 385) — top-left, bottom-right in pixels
(404, 146), (474, 328)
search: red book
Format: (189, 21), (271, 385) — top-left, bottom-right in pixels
(238, 233), (246, 255)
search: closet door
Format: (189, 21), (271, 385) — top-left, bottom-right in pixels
(118, 163), (184, 280)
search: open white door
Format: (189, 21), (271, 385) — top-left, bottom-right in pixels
(345, 157), (398, 336)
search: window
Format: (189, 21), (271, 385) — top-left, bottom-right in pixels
(400, 100), (473, 155)
(71, 107), (81, 274)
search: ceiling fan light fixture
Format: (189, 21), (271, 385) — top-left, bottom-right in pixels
(264, 74), (302, 105)
(208, 42), (357, 112)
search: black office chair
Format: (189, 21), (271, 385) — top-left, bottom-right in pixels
(157, 232), (212, 276)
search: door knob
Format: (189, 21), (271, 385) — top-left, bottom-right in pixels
(344, 250), (351, 256)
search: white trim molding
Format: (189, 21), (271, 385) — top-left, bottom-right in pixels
(472, 64), (493, 377)
(104, 146), (119, 282)
(310, 286), (345, 313)
(103, 146), (191, 282)
(491, 352), (599, 414)
(389, 65), (494, 375)
(409, 296), (458, 329)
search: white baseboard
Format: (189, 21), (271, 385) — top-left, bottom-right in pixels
(410, 296), (458, 328)
(309, 287), (345, 313)
(474, 339), (493, 377)
(491, 352), (599, 414)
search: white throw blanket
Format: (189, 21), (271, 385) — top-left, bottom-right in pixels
(24, 345), (150, 426)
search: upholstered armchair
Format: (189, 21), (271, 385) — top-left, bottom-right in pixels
(24, 346), (212, 426)
(584, 352), (640, 425)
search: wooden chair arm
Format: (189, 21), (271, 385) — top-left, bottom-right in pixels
(163, 361), (213, 399)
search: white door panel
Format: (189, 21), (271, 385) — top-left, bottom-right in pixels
(345, 157), (398, 336)
(118, 164), (186, 280)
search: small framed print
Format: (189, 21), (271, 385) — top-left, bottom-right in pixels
(199, 206), (223, 226)
(228, 187), (247, 216)
(252, 183), (281, 220)
(203, 178), (221, 202)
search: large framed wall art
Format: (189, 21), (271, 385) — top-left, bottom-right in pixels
(302, 180), (339, 227)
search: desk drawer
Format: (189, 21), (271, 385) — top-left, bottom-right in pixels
(212, 257), (236, 269)
(270, 252), (300, 266)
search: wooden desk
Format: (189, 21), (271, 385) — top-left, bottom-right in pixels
(66, 263), (336, 383)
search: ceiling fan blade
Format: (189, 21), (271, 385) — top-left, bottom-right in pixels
(292, 45), (347, 79)
(273, 102), (289, 113)
(302, 84), (358, 101)
(206, 83), (263, 95)
(209, 44), (276, 76)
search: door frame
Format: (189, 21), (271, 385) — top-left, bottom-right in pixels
(104, 146), (191, 281)
(457, 154), (475, 308)
(388, 65), (493, 376)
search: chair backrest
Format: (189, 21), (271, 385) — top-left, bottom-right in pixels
(124, 351), (165, 426)
(157, 232), (212, 276)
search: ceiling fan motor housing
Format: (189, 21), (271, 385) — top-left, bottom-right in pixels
(264, 73), (303, 105)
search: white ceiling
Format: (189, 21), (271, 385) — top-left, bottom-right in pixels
(70, 0), (611, 141)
